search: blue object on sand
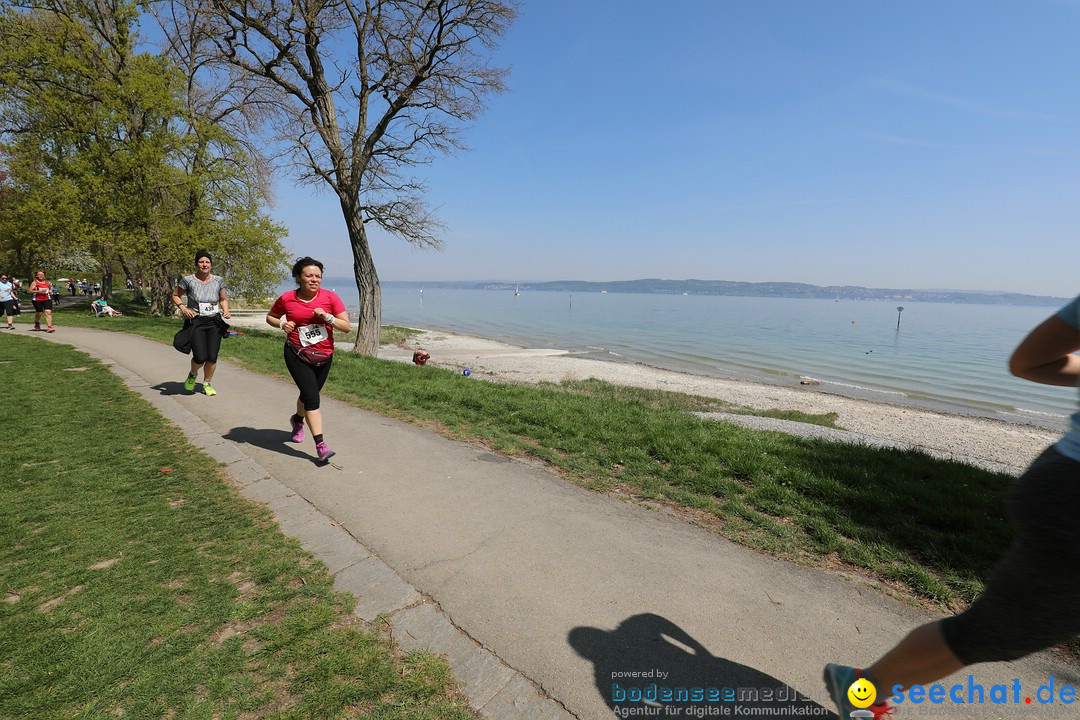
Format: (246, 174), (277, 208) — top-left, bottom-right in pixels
(463, 369), (471, 376)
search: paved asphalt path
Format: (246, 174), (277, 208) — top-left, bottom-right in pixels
(23, 325), (1079, 719)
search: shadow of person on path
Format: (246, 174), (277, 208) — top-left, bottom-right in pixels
(223, 426), (312, 461)
(150, 381), (194, 396)
(569, 613), (835, 718)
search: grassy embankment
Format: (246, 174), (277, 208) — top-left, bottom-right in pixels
(0, 331), (476, 719)
(26, 294), (1017, 610)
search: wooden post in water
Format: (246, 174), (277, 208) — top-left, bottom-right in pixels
(896, 306), (904, 330)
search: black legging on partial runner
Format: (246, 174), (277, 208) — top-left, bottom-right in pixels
(283, 344), (333, 411)
(190, 318), (223, 365)
(941, 446), (1080, 664)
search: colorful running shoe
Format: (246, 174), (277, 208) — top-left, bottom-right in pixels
(289, 415), (305, 443)
(316, 442), (335, 463)
(33, 323), (40, 331)
(184, 374), (197, 392)
(823, 664), (893, 718)
(46, 326), (54, 333)
(202, 383), (217, 396)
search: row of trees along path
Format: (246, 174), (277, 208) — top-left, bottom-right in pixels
(1, 0), (516, 354)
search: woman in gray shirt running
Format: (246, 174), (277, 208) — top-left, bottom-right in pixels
(172, 250), (231, 395)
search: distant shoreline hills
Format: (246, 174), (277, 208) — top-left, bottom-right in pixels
(379, 279), (1066, 307)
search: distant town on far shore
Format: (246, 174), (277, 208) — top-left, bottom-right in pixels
(377, 279), (1066, 307)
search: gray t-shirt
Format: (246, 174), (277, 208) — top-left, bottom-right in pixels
(178, 274), (227, 317)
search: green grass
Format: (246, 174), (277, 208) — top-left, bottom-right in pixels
(34, 294), (1016, 609)
(0, 333), (476, 720)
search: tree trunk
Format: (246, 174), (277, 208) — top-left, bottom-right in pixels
(101, 259), (112, 299)
(148, 265), (175, 317)
(342, 198), (381, 356)
(118, 257), (144, 303)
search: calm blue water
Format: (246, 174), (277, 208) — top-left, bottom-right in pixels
(318, 282), (1073, 429)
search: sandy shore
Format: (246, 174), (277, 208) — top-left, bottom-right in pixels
(228, 314), (1062, 475)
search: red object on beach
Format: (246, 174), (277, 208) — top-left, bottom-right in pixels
(413, 349), (430, 366)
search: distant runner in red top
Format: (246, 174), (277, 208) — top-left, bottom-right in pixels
(28, 270), (54, 332)
(266, 256), (351, 464)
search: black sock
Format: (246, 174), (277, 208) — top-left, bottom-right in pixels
(292, 414), (304, 425)
(313, 434), (324, 444)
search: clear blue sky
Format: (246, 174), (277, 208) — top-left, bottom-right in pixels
(269, 0), (1080, 297)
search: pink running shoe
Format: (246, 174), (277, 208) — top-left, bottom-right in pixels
(316, 442), (335, 463)
(289, 416), (305, 443)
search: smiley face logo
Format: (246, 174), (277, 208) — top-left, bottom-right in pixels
(847, 677), (877, 709)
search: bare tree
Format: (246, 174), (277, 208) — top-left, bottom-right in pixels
(170, 0), (515, 354)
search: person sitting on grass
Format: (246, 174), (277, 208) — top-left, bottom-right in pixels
(94, 296), (122, 316)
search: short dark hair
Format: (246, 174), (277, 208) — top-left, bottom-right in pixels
(195, 250), (212, 263)
(291, 256), (324, 279)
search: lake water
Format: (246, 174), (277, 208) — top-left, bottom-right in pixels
(319, 282), (1074, 430)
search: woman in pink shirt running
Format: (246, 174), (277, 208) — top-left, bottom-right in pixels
(265, 257), (351, 464)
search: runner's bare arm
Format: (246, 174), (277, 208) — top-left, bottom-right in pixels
(1009, 315), (1080, 387)
(218, 287), (231, 319)
(172, 285), (193, 319)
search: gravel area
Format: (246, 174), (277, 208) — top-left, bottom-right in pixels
(229, 316), (1062, 475)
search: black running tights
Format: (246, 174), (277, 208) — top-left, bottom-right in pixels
(283, 344), (333, 411)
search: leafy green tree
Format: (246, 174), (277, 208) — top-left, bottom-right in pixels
(1, 1), (180, 305)
(0, 6), (94, 280)
(0, 0), (287, 311)
(0, 159), (88, 280)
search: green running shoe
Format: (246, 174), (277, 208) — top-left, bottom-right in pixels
(184, 374), (197, 392)
(203, 383), (217, 396)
